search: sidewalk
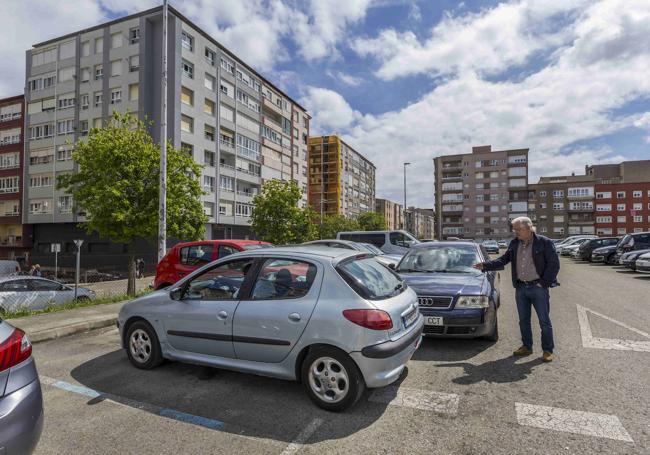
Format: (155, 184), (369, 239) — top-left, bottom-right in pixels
(9, 300), (127, 343)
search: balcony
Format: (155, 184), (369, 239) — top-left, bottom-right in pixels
(441, 163), (462, 171)
(567, 194), (594, 200)
(568, 206), (594, 212)
(441, 173), (462, 181)
(220, 139), (235, 151)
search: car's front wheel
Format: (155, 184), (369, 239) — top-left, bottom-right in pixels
(483, 313), (499, 342)
(126, 320), (163, 370)
(301, 346), (365, 412)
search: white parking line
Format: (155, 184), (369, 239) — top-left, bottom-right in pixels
(515, 403), (634, 443)
(369, 386), (459, 415)
(576, 304), (650, 352)
(279, 418), (324, 455)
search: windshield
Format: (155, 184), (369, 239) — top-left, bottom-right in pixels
(397, 245), (482, 274)
(359, 243), (384, 255)
(242, 244), (273, 250)
(337, 257), (405, 300)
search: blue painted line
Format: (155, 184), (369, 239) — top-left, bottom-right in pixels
(52, 380), (101, 398)
(159, 408), (225, 430)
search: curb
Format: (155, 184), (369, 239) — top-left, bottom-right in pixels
(25, 316), (118, 344)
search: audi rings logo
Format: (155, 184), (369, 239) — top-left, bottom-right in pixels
(418, 297), (435, 307)
(417, 296), (452, 308)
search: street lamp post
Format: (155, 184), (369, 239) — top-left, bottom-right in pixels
(403, 162), (410, 231)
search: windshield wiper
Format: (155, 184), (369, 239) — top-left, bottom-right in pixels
(397, 268), (428, 273)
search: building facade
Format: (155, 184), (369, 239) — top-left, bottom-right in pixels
(434, 145), (529, 240)
(527, 175), (596, 238)
(375, 198), (404, 230)
(23, 5), (309, 267)
(406, 207), (436, 240)
(0, 95), (32, 260)
(308, 135), (376, 219)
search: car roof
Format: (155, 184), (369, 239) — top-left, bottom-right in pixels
(303, 239), (360, 247)
(173, 239), (270, 248)
(232, 246), (365, 260)
(411, 241), (479, 250)
(0, 275), (59, 283)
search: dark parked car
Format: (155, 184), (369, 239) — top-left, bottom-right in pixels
(615, 232), (650, 263)
(576, 237), (620, 261)
(0, 319), (43, 454)
(393, 241), (500, 340)
(591, 244), (618, 264)
(619, 248), (650, 270)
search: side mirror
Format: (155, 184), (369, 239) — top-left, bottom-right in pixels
(388, 263), (396, 270)
(169, 287), (183, 300)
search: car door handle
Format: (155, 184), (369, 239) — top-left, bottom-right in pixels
(217, 311), (228, 320)
(288, 313), (301, 322)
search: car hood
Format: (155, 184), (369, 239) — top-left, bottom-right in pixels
(400, 272), (487, 296)
(622, 248), (650, 259)
(120, 289), (168, 315)
(592, 245), (616, 254)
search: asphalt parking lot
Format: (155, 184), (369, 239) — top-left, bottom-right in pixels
(32, 257), (650, 455)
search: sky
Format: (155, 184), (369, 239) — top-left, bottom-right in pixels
(1, 0), (649, 208)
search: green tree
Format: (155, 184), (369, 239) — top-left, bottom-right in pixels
(358, 211), (388, 231)
(317, 214), (360, 239)
(57, 112), (207, 295)
(251, 180), (317, 244)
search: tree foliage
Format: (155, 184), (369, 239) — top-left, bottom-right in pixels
(357, 211), (388, 231)
(317, 215), (360, 239)
(250, 180), (317, 244)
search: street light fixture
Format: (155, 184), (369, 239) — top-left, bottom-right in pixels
(403, 162), (411, 231)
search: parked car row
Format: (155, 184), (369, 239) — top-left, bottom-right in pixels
(563, 232), (650, 275)
(119, 234), (500, 413)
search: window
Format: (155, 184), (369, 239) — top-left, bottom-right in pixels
(617, 228), (626, 235)
(80, 68), (90, 83)
(617, 216), (626, 223)
(129, 83), (139, 101)
(94, 92), (102, 107)
(205, 125), (215, 141)
(93, 118), (102, 129)
(553, 203), (564, 210)
(596, 216), (612, 223)
(553, 227), (565, 234)
(508, 155), (527, 164)
(596, 204), (612, 211)
(539, 191), (547, 197)
(111, 32), (123, 49)
(182, 60), (194, 79)
(181, 142), (193, 155)
(0, 128), (21, 145)
(219, 205), (227, 216)
(236, 89), (260, 112)
(57, 119), (74, 135)
(204, 99), (215, 115)
(110, 89), (122, 104)
(80, 120), (89, 135)
(220, 176), (234, 191)
(57, 148), (72, 161)
(0, 153), (19, 169)
(181, 31), (194, 51)
(220, 104), (234, 122)
(219, 79), (233, 97)
(129, 27), (140, 45)
(251, 259), (317, 300)
(28, 123), (54, 140)
(616, 191), (626, 198)
(338, 257), (403, 300)
(58, 195), (73, 214)
(634, 216), (642, 223)
(0, 104), (21, 122)
(129, 55), (139, 72)
(596, 192), (611, 199)
(633, 191), (642, 198)
(94, 37), (103, 54)
(617, 204), (626, 211)
(181, 86), (194, 106)
(552, 190), (564, 198)
(95, 64), (103, 80)
(58, 66), (75, 82)
(30, 174), (54, 187)
(182, 258), (254, 300)
(205, 48), (216, 65)
(203, 175), (215, 191)
(204, 202), (214, 217)
(567, 187), (593, 197)
(539, 202), (547, 209)
(204, 150), (215, 167)
(508, 167), (526, 177)
(181, 115), (193, 133)
(81, 41), (90, 57)
(235, 203), (253, 217)
(633, 203), (642, 210)
(554, 215), (564, 223)
(31, 47), (57, 67)
(236, 69), (261, 92)
(110, 60), (122, 77)
(220, 57), (235, 75)
(0, 177), (19, 193)
(58, 94), (75, 109)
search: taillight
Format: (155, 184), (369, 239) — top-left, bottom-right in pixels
(0, 328), (32, 372)
(342, 309), (393, 330)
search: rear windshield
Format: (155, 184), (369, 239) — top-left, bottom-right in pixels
(242, 244), (273, 250)
(337, 257), (405, 300)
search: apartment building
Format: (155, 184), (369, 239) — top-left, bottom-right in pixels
(308, 135), (376, 219)
(23, 5), (310, 267)
(0, 95), (32, 260)
(434, 145), (528, 240)
(527, 175), (596, 238)
(406, 207), (436, 240)
(375, 198), (404, 230)
(587, 161), (650, 236)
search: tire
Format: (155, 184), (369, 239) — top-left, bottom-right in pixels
(125, 320), (163, 370)
(75, 296), (90, 302)
(301, 346), (365, 412)
(484, 313), (499, 342)
(606, 254), (616, 265)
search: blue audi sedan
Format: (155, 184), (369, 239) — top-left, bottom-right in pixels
(392, 241), (500, 341)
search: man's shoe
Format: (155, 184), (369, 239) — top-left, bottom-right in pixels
(513, 346), (533, 356)
(542, 352), (555, 362)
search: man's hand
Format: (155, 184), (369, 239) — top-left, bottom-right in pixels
(473, 263), (485, 271)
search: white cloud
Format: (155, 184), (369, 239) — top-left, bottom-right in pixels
(300, 87), (362, 133)
(327, 70), (363, 86)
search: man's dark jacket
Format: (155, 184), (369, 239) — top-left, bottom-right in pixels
(482, 233), (560, 289)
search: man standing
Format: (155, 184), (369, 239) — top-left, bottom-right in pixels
(474, 217), (560, 362)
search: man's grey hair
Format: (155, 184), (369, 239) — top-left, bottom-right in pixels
(511, 216), (534, 230)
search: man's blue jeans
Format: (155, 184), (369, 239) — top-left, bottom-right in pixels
(515, 284), (554, 353)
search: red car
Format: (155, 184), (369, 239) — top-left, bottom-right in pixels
(154, 240), (272, 289)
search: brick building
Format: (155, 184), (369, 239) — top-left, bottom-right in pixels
(375, 198), (404, 230)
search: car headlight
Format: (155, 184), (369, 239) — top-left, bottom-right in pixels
(456, 295), (489, 308)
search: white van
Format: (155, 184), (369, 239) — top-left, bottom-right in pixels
(0, 260), (20, 276)
(336, 230), (419, 254)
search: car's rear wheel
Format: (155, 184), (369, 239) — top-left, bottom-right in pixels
(606, 254), (616, 265)
(483, 313), (499, 342)
(126, 321), (163, 370)
(301, 346), (365, 412)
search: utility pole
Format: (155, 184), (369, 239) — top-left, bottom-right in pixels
(403, 162), (410, 231)
(158, 0), (168, 262)
(73, 239), (83, 300)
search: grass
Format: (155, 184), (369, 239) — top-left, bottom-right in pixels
(2, 289), (152, 319)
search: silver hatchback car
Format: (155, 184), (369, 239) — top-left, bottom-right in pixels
(118, 247), (423, 411)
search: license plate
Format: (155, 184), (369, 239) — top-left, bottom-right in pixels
(403, 309), (418, 328)
(424, 316), (443, 326)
